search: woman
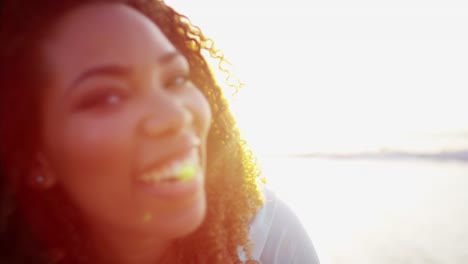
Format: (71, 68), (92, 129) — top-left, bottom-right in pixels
(0, 0), (319, 263)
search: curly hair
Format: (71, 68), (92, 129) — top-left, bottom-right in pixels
(0, 0), (264, 263)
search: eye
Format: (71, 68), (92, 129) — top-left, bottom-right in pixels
(165, 73), (190, 90)
(78, 88), (128, 110)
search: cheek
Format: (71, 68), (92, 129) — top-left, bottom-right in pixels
(188, 90), (212, 172)
(189, 89), (212, 136)
(44, 113), (136, 210)
(68, 119), (132, 175)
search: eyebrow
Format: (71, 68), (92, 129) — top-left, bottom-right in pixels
(68, 51), (184, 94)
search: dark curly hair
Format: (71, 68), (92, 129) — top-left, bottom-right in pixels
(0, 0), (264, 263)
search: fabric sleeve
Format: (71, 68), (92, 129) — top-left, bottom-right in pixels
(246, 189), (320, 264)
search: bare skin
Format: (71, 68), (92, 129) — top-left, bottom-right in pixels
(38, 3), (211, 263)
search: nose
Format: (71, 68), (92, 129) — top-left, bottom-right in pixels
(140, 92), (193, 138)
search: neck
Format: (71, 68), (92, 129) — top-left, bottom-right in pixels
(89, 225), (172, 264)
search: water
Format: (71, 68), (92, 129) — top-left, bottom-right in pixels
(259, 155), (468, 264)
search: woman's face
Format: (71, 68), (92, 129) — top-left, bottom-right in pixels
(38, 3), (211, 240)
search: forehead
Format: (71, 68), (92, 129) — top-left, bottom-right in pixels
(41, 3), (175, 81)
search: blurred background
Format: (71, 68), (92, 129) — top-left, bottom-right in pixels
(167, 1), (468, 263)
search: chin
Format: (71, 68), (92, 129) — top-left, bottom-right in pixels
(151, 190), (207, 240)
(175, 195), (207, 238)
(179, 197), (206, 237)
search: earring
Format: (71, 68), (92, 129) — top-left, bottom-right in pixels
(27, 173), (54, 189)
(27, 173), (48, 189)
(35, 175), (45, 184)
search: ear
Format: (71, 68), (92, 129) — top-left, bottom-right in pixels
(27, 152), (57, 190)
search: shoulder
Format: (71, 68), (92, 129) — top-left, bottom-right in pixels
(244, 188), (320, 264)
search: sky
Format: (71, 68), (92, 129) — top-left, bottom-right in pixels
(163, 4), (468, 262)
(166, 0), (468, 154)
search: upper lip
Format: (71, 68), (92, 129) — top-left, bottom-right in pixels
(138, 135), (200, 176)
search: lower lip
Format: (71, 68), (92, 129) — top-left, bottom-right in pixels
(135, 171), (202, 200)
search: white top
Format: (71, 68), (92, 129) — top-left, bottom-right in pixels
(239, 189), (320, 263)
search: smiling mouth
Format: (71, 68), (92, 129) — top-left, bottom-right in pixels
(138, 149), (199, 184)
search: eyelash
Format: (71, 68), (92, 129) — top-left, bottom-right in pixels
(78, 88), (128, 110)
(77, 69), (190, 110)
(165, 72), (190, 90)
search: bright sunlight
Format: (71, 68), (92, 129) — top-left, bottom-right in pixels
(167, 1), (468, 263)
(167, 0), (468, 155)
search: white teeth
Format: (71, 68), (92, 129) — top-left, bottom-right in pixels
(140, 151), (197, 183)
